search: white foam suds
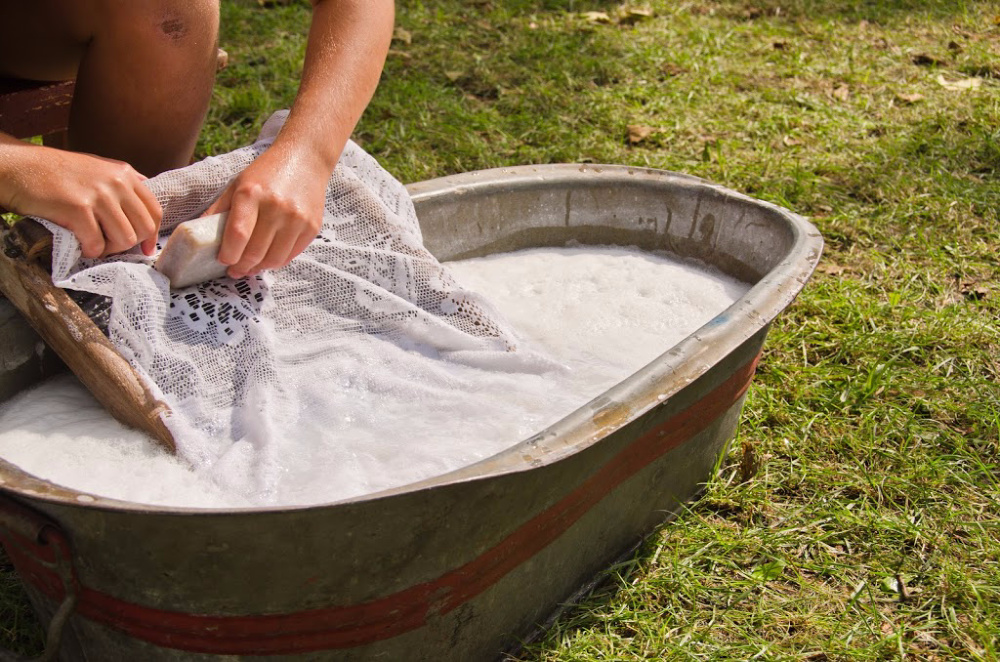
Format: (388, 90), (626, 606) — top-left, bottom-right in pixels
(0, 246), (749, 509)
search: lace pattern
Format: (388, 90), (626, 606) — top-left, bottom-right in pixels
(38, 112), (539, 500)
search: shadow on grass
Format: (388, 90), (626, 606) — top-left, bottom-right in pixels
(0, 548), (45, 659)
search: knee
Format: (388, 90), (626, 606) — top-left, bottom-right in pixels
(90, 1), (219, 55)
(154, 1), (220, 48)
(156, 1), (219, 45)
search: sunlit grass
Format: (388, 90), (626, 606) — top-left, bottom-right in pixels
(2, 0), (998, 658)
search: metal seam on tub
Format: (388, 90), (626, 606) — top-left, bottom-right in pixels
(0, 354), (760, 655)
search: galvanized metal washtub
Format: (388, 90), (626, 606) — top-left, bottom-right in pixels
(0, 164), (822, 660)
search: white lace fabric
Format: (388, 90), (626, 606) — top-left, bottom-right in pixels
(39, 112), (544, 501)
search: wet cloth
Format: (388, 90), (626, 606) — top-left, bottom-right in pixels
(39, 112), (547, 502)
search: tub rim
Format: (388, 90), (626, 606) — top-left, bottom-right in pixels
(0, 163), (823, 514)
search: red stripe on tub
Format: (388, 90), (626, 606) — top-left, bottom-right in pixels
(5, 354), (759, 654)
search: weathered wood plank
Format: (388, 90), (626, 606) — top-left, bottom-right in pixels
(0, 79), (74, 139)
(0, 223), (176, 452)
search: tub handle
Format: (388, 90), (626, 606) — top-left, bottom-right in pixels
(0, 494), (78, 662)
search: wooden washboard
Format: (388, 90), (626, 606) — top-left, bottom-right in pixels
(0, 78), (176, 451)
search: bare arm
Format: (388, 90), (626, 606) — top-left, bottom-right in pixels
(210, 0), (395, 278)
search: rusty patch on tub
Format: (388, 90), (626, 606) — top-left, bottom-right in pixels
(591, 402), (633, 432)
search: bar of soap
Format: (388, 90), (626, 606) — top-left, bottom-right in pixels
(155, 213), (229, 289)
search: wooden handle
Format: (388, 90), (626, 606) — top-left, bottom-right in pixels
(0, 224), (176, 453)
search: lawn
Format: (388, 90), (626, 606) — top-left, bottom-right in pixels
(2, 0), (999, 659)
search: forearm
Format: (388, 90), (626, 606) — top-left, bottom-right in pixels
(210, 0), (395, 276)
(0, 131), (39, 211)
(272, 0), (395, 173)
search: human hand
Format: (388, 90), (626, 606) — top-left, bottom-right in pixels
(205, 142), (327, 279)
(0, 142), (162, 258)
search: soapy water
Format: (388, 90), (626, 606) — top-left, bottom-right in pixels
(0, 246), (748, 509)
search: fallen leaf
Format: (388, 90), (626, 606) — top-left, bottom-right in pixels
(936, 74), (982, 90)
(948, 40), (963, 53)
(393, 27), (412, 45)
(581, 11), (612, 23)
(915, 631), (942, 648)
(619, 8), (654, 25)
(833, 84), (850, 101)
(817, 262), (847, 275)
(783, 135), (802, 147)
(626, 124), (655, 144)
(912, 53), (948, 67)
(444, 70), (464, 82)
(661, 62), (686, 77)
(896, 92), (925, 104)
(962, 282), (989, 301)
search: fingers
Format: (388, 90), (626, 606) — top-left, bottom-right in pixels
(218, 189), (261, 277)
(205, 186), (233, 218)
(288, 231), (316, 268)
(225, 215), (320, 278)
(70, 213), (107, 260)
(223, 203), (308, 279)
(111, 188), (158, 257)
(135, 182), (163, 256)
(254, 225), (300, 275)
(201, 147), (328, 279)
(95, 204), (138, 257)
(74, 162), (162, 258)
(229, 219), (278, 279)
(217, 181), (321, 279)
(94, 174), (165, 257)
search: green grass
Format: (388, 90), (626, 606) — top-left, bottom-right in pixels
(3, 0), (999, 658)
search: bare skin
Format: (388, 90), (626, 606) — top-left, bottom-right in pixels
(209, 0), (395, 279)
(0, 0), (219, 258)
(0, 0), (393, 272)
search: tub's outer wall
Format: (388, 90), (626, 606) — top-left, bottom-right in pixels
(0, 165), (821, 660)
(9, 334), (762, 662)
